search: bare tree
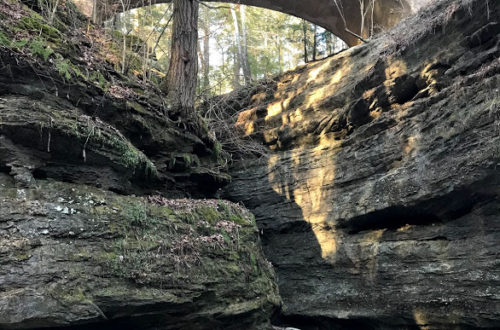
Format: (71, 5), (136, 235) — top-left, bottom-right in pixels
(198, 6), (211, 92)
(230, 4), (242, 88)
(118, 0), (132, 74)
(331, 0), (368, 43)
(312, 24), (318, 61)
(358, 0), (376, 38)
(239, 5), (252, 84)
(302, 19), (309, 63)
(230, 4), (251, 86)
(48, 0), (60, 23)
(37, 0), (61, 23)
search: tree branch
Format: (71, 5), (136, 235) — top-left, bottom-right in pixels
(152, 12), (174, 55)
(345, 28), (367, 43)
(197, 1), (231, 10)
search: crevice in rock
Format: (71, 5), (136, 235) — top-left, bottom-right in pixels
(425, 235), (449, 241)
(32, 168), (47, 179)
(0, 164), (11, 174)
(392, 74), (419, 104)
(338, 206), (440, 234)
(273, 313), (420, 330)
(337, 186), (495, 234)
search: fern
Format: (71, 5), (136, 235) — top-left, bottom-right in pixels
(55, 58), (72, 80)
(29, 37), (53, 61)
(0, 31), (10, 47)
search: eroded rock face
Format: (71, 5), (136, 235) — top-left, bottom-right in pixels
(0, 174), (280, 329)
(0, 2), (279, 329)
(0, 0), (229, 198)
(223, 0), (500, 328)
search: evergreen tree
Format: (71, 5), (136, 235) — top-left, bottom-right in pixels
(163, 0), (199, 118)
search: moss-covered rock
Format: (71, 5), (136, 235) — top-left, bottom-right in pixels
(0, 94), (158, 193)
(0, 0), (230, 197)
(0, 174), (280, 329)
(0, 2), (266, 329)
(17, 14), (61, 42)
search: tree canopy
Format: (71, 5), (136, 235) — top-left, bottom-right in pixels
(110, 2), (348, 98)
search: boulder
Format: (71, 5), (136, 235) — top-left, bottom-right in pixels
(0, 174), (280, 329)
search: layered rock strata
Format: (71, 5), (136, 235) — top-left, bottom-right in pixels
(0, 175), (280, 329)
(223, 0), (500, 328)
(0, 2), (279, 329)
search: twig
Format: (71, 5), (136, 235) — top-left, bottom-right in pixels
(48, 0), (60, 24)
(144, 3), (172, 43)
(197, 1), (231, 10)
(344, 28), (368, 43)
(152, 13), (174, 56)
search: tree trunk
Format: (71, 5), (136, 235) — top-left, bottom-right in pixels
(239, 6), (252, 85)
(370, 0), (375, 37)
(201, 12), (210, 92)
(230, 4), (242, 89)
(325, 31), (333, 56)
(277, 37), (282, 73)
(359, 0), (366, 38)
(302, 20), (308, 63)
(312, 24), (317, 61)
(121, 29), (127, 74)
(219, 43), (225, 94)
(164, 0), (199, 118)
(232, 52), (241, 89)
(48, 0), (60, 24)
(119, 1), (130, 74)
(92, 0), (98, 23)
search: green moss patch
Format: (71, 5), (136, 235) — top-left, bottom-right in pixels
(29, 36), (53, 61)
(17, 14), (61, 42)
(68, 118), (158, 177)
(0, 30), (10, 46)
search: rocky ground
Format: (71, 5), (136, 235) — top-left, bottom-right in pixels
(0, 0), (229, 197)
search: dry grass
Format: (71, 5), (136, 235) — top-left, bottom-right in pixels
(199, 80), (277, 161)
(380, 0), (480, 56)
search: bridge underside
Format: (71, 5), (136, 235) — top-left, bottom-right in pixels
(75, 0), (430, 47)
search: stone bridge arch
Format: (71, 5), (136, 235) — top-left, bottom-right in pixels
(75, 0), (430, 47)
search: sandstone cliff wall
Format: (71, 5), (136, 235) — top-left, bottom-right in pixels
(223, 0), (500, 327)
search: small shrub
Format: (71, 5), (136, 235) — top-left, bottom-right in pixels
(11, 39), (29, 49)
(89, 71), (109, 89)
(123, 202), (148, 227)
(55, 57), (72, 80)
(196, 206), (221, 225)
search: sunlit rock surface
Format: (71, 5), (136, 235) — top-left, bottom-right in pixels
(223, 0), (500, 328)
